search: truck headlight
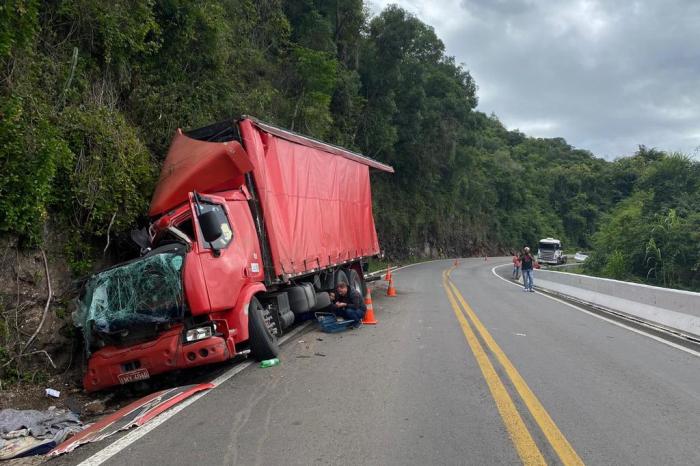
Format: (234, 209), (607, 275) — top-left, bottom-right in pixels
(185, 326), (213, 342)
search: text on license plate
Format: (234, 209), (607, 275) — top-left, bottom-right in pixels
(118, 368), (150, 384)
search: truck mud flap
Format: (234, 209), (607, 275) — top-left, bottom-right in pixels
(49, 383), (214, 456)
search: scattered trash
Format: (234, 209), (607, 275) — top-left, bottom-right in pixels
(0, 409), (82, 460)
(296, 355), (311, 359)
(515, 333), (527, 337)
(298, 340), (305, 343)
(83, 396), (112, 416)
(49, 383), (213, 456)
(314, 353), (326, 357)
(260, 358), (280, 368)
(45, 389), (60, 398)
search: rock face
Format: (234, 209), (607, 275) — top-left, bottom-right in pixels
(0, 235), (88, 413)
(0, 237), (75, 371)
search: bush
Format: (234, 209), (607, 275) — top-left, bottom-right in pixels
(0, 96), (72, 245)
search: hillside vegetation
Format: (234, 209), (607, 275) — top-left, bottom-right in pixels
(1, 2), (698, 303)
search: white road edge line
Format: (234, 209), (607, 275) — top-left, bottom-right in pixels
(367, 257), (453, 278)
(489, 264), (700, 358)
(78, 321), (313, 466)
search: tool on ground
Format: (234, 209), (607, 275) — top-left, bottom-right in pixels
(315, 313), (354, 333)
(387, 277), (397, 297)
(362, 288), (378, 324)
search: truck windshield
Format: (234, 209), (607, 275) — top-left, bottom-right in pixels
(539, 242), (557, 250)
(75, 244), (187, 352)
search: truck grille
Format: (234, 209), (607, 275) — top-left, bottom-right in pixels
(539, 251), (556, 262)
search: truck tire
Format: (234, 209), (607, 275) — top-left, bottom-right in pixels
(248, 297), (279, 361)
(347, 268), (366, 298)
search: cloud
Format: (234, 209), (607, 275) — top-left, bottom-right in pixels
(369, 0), (700, 159)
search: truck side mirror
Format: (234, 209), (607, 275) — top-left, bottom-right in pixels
(198, 211), (223, 243)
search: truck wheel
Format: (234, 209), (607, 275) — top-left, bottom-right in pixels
(348, 268), (366, 298)
(248, 297), (279, 361)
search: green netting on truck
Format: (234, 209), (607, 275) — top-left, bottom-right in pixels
(74, 244), (187, 352)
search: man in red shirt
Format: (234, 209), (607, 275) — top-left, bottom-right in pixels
(512, 252), (521, 280)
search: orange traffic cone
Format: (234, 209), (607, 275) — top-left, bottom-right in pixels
(362, 288), (378, 324)
(384, 265), (392, 281)
(387, 277), (397, 297)
(454, 258), (460, 267)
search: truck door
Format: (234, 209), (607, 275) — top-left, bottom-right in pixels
(189, 192), (260, 313)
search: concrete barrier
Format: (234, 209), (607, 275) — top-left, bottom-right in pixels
(532, 270), (700, 339)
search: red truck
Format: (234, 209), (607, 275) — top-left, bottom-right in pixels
(76, 117), (393, 392)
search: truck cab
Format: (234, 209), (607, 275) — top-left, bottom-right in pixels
(537, 238), (566, 265)
(78, 189), (266, 391)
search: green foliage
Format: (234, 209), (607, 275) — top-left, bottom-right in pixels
(585, 151), (700, 290)
(603, 250), (628, 280)
(0, 96), (72, 244)
(56, 0), (160, 65)
(0, 0), (39, 57)
(58, 106), (156, 237)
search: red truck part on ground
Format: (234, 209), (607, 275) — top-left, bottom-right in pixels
(77, 117), (392, 391)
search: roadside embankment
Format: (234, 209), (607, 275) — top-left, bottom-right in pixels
(532, 269), (700, 339)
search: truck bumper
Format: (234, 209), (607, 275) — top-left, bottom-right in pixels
(84, 327), (234, 392)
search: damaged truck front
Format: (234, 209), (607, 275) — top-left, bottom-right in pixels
(75, 117), (393, 392)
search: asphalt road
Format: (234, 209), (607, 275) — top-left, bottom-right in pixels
(59, 258), (700, 465)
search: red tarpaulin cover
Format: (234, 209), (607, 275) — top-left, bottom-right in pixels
(239, 119), (389, 277)
(149, 130), (253, 217)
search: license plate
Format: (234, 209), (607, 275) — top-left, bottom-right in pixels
(118, 368), (150, 384)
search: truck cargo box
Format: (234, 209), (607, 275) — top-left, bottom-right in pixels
(238, 118), (392, 278)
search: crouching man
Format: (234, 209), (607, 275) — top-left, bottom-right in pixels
(332, 282), (366, 328)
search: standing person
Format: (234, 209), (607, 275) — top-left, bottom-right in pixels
(519, 247), (536, 292)
(332, 282), (366, 328)
(511, 251), (521, 280)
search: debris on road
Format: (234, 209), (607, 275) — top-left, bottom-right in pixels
(49, 383), (213, 456)
(0, 408), (82, 460)
(314, 353), (326, 357)
(44, 389), (60, 399)
(82, 394), (115, 416)
(260, 358), (280, 368)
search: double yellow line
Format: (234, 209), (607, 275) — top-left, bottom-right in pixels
(442, 267), (584, 466)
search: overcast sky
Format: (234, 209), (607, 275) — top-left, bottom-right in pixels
(370, 0), (700, 159)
